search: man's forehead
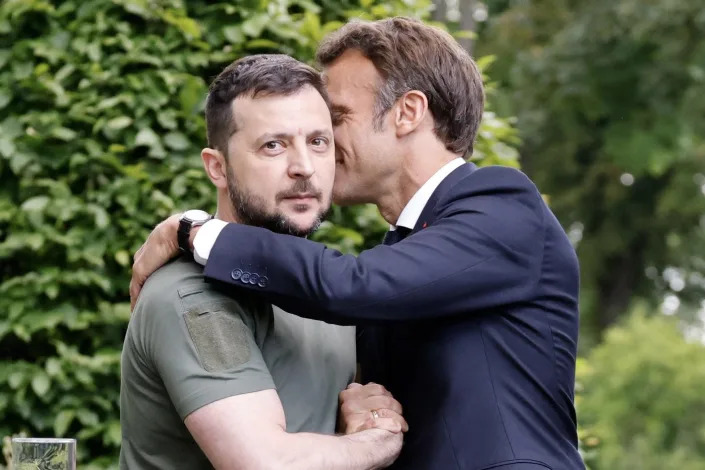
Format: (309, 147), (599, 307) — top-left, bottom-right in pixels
(322, 68), (377, 96)
(229, 93), (332, 136)
(321, 69), (336, 90)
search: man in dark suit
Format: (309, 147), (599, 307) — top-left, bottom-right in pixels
(131, 17), (585, 470)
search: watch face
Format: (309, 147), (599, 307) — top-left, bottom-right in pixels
(182, 209), (211, 223)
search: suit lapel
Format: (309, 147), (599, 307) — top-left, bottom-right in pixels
(359, 162), (476, 386)
(411, 162), (477, 235)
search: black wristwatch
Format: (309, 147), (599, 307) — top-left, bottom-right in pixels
(178, 210), (213, 254)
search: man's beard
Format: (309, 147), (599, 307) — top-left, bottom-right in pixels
(226, 167), (328, 238)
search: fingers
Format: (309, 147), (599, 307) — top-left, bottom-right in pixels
(367, 396), (403, 415)
(340, 382), (391, 403)
(366, 417), (402, 434)
(361, 382), (391, 397)
(133, 242), (145, 262)
(338, 381), (405, 436)
(373, 408), (409, 432)
(341, 407), (409, 434)
(129, 279), (137, 311)
(129, 265), (145, 311)
(130, 243), (146, 310)
(340, 394), (402, 416)
(129, 216), (182, 310)
(130, 237), (149, 310)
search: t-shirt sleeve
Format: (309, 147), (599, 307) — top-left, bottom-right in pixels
(137, 282), (275, 420)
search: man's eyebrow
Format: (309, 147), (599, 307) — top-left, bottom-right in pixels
(331, 103), (352, 115)
(308, 128), (333, 139)
(259, 132), (293, 141)
(257, 129), (333, 142)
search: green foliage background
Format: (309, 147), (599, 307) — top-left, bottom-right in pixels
(0, 0), (518, 467)
(577, 312), (705, 469)
(478, 0), (705, 347)
(3, 0), (703, 468)
(476, 0), (705, 467)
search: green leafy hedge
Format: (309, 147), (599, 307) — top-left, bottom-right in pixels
(0, 0), (518, 467)
(577, 310), (705, 470)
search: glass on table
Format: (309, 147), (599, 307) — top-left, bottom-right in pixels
(11, 437), (76, 470)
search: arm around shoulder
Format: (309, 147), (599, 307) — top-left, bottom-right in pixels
(204, 169), (545, 322)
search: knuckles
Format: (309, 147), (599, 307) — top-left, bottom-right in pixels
(339, 400), (356, 416)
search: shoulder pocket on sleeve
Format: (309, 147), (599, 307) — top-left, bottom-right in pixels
(183, 301), (252, 373)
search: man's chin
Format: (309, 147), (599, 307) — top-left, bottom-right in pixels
(279, 218), (320, 237)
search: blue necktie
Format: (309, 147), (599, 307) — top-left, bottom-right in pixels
(382, 226), (411, 245)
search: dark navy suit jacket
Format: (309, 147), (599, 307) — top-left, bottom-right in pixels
(204, 163), (585, 470)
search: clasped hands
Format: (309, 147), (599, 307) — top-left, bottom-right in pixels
(130, 216), (409, 438)
(338, 382), (408, 436)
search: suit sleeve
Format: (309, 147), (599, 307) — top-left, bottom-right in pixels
(203, 171), (546, 323)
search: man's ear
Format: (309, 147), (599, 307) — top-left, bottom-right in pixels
(201, 147), (228, 189)
(394, 90), (429, 138)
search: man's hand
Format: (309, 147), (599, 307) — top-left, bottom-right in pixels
(338, 383), (408, 435)
(187, 389), (403, 470)
(130, 214), (182, 309)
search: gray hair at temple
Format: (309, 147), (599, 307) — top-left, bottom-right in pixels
(316, 17), (484, 156)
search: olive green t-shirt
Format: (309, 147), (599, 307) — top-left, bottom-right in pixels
(119, 258), (356, 469)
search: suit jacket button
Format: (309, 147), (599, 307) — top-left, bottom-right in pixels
(241, 272), (251, 284)
(249, 273), (259, 285)
(231, 269), (243, 281)
(257, 276), (269, 288)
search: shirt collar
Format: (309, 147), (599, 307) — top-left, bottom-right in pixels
(391, 158), (466, 231)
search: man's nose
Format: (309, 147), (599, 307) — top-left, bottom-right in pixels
(288, 146), (315, 179)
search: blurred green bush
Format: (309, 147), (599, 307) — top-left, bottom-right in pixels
(577, 311), (705, 470)
(0, 0), (517, 467)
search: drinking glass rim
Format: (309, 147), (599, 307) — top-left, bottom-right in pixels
(11, 438), (76, 444)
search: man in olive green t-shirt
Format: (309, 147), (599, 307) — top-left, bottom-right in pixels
(120, 55), (405, 469)
(121, 257), (358, 468)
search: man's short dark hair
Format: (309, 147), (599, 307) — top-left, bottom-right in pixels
(205, 54), (330, 155)
(316, 17), (484, 156)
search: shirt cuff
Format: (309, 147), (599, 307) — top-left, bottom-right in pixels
(193, 219), (228, 265)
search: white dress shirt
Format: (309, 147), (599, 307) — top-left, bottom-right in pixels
(193, 218), (227, 265)
(193, 158), (466, 264)
(391, 157), (465, 231)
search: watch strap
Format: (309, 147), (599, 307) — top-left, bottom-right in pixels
(178, 214), (213, 254)
(178, 219), (191, 254)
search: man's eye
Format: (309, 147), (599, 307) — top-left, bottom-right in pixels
(311, 137), (327, 147)
(331, 112), (348, 127)
(264, 141), (283, 151)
